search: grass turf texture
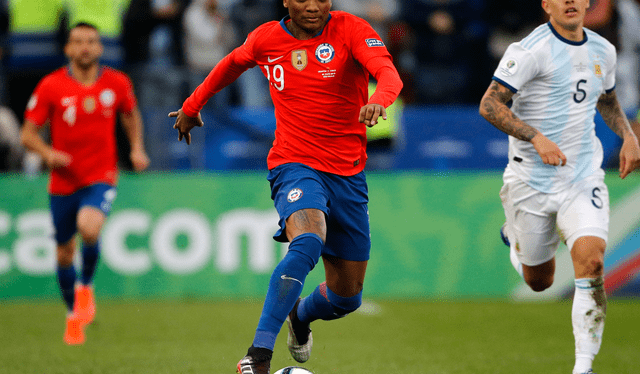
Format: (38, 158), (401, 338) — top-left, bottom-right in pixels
(1, 299), (638, 374)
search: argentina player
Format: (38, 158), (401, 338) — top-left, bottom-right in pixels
(479, 1), (640, 373)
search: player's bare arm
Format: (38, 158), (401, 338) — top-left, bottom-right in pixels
(20, 120), (72, 169)
(120, 107), (150, 172)
(359, 103), (386, 128)
(597, 90), (640, 179)
(168, 109), (204, 145)
(479, 80), (567, 166)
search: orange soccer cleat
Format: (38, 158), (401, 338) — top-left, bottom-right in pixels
(63, 313), (85, 345)
(74, 284), (96, 324)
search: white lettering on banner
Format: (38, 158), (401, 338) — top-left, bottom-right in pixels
(0, 211), (12, 274)
(14, 210), (55, 275)
(1, 208), (287, 276)
(151, 209), (211, 274)
(102, 209), (153, 275)
(216, 209), (286, 273)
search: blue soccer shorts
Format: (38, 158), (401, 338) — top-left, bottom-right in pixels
(49, 183), (117, 244)
(267, 163), (371, 262)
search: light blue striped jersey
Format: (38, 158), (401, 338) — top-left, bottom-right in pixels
(492, 22), (616, 193)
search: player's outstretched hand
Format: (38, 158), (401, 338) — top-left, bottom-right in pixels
(531, 133), (566, 166)
(359, 103), (387, 128)
(130, 148), (150, 172)
(168, 109), (203, 145)
(45, 149), (72, 169)
(618, 135), (640, 179)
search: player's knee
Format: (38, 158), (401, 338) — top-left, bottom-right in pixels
(57, 246), (74, 266)
(527, 277), (554, 292)
(78, 224), (101, 245)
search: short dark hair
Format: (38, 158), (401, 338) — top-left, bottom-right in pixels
(67, 22), (100, 42)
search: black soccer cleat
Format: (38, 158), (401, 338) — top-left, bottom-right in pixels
(236, 346), (272, 374)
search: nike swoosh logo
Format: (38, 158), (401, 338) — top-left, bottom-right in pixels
(281, 274), (303, 285)
(267, 56), (284, 63)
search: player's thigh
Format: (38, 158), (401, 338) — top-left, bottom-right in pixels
(322, 254), (367, 297)
(557, 173), (609, 253)
(268, 163), (329, 243)
(501, 180), (560, 267)
(76, 184), (116, 241)
(285, 208), (327, 241)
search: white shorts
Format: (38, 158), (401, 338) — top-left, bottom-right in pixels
(500, 168), (609, 266)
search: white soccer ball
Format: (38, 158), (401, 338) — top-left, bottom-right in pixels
(273, 367), (314, 374)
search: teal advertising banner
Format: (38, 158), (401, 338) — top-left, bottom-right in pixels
(1, 172), (639, 300)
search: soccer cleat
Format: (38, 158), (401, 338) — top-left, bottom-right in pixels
(286, 298), (313, 363)
(500, 223), (510, 247)
(63, 313), (85, 345)
(236, 355), (270, 374)
(74, 284), (96, 324)
(574, 370), (596, 374)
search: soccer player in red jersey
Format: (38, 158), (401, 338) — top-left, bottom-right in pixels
(20, 23), (149, 345)
(169, 0), (402, 372)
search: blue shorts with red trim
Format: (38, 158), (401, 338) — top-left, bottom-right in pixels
(267, 163), (370, 261)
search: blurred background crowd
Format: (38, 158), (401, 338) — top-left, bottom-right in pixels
(0, 0), (639, 173)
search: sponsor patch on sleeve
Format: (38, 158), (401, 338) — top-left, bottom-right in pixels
(365, 38), (384, 47)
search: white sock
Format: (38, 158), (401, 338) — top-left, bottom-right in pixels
(572, 277), (606, 374)
(509, 246), (524, 278)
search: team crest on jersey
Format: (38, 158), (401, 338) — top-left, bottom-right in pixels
(499, 58), (518, 77)
(292, 50), (308, 71)
(83, 96), (96, 113)
(594, 64), (602, 77)
(100, 89), (115, 107)
(315, 43), (335, 64)
(287, 188), (303, 203)
(365, 38), (384, 47)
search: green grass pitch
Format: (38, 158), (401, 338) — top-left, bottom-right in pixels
(1, 298), (639, 373)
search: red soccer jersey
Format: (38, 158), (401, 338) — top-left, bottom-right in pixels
(25, 66), (137, 195)
(183, 11), (402, 176)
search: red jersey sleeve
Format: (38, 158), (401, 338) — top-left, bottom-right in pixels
(117, 72), (137, 114)
(181, 25), (270, 117)
(347, 16), (402, 108)
(24, 77), (54, 127)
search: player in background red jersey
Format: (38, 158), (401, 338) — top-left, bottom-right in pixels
(170, 1), (402, 373)
(20, 23), (149, 345)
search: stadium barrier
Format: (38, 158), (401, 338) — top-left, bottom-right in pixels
(1, 172), (638, 300)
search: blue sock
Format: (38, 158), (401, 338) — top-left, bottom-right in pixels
(252, 233), (322, 350)
(81, 241), (100, 285)
(298, 282), (363, 323)
(57, 264), (76, 312)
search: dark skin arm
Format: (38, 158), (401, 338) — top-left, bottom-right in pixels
(596, 90), (640, 179)
(479, 80), (567, 166)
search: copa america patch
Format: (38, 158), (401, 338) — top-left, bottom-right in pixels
(365, 38), (384, 47)
(499, 58), (518, 77)
(287, 188), (303, 203)
(315, 43), (335, 63)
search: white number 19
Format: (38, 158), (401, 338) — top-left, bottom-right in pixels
(264, 64), (285, 91)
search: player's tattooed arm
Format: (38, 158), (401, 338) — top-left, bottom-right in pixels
(598, 89), (640, 179)
(479, 81), (539, 141)
(597, 90), (635, 139)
